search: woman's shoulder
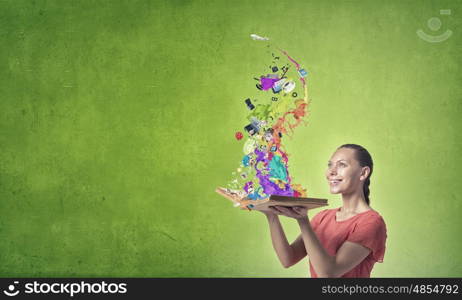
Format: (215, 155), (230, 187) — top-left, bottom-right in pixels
(358, 208), (387, 227)
(366, 208), (385, 220)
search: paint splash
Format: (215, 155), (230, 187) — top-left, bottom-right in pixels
(226, 38), (311, 207)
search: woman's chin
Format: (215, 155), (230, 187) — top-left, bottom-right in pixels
(329, 188), (341, 194)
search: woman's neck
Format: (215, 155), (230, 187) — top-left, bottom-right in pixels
(340, 190), (370, 213)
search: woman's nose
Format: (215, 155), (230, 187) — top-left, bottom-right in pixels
(328, 167), (337, 175)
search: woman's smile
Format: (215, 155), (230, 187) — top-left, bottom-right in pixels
(329, 178), (343, 186)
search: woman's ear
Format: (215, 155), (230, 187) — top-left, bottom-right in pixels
(360, 166), (370, 181)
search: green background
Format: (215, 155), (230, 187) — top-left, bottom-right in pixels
(1, 0), (461, 277)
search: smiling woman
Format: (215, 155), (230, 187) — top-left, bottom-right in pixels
(258, 144), (387, 278)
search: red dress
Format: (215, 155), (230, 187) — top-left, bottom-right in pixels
(309, 207), (387, 278)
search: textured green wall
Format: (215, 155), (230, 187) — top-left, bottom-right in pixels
(1, 0), (461, 277)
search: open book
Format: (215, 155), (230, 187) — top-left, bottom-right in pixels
(216, 187), (328, 211)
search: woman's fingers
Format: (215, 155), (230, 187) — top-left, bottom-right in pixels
(276, 206), (291, 213)
(269, 206), (279, 213)
(273, 206), (298, 218)
(270, 206), (285, 216)
(269, 206), (282, 215)
(293, 206), (306, 214)
(293, 206), (309, 218)
(273, 206), (288, 214)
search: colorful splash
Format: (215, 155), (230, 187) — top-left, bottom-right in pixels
(226, 34), (312, 205)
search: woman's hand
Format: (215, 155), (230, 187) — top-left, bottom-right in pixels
(271, 206), (309, 220)
(252, 205), (278, 216)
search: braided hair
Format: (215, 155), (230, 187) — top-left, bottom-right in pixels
(338, 144), (373, 205)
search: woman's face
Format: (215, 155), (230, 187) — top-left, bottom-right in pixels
(325, 147), (369, 195)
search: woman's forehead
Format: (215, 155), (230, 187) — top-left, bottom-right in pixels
(329, 148), (356, 162)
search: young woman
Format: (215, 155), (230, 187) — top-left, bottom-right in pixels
(259, 144), (387, 278)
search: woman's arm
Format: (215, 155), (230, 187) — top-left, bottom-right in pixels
(297, 217), (370, 277)
(265, 213), (307, 268)
(274, 206), (371, 277)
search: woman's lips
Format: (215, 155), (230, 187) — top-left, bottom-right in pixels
(329, 179), (342, 186)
